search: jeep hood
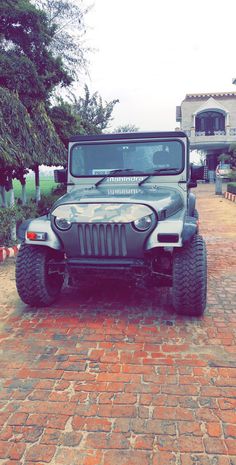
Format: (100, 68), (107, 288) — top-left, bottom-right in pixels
(51, 186), (184, 221)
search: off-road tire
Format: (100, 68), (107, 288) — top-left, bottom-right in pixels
(172, 235), (207, 316)
(16, 244), (64, 306)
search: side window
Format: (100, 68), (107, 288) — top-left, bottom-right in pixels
(71, 147), (85, 175)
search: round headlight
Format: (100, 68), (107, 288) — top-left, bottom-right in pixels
(133, 214), (152, 231)
(55, 217), (72, 230)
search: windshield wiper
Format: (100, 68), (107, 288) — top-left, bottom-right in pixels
(94, 169), (143, 187)
(138, 168), (180, 186)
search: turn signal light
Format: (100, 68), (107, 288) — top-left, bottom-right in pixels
(158, 234), (179, 243)
(27, 231), (47, 241)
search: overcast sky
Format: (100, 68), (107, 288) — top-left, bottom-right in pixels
(82, 0), (236, 132)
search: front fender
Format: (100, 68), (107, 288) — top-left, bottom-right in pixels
(145, 209), (185, 249)
(182, 216), (198, 244)
(188, 192), (196, 216)
(145, 210), (198, 250)
(24, 215), (62, 250)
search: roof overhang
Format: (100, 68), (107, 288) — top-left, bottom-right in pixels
(193, 97), (229, 116)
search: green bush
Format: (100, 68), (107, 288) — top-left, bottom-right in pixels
(16, 202), (38, 220)
(0, 207), (18, 246)
(51, 183), (66, 197)
(227, 182), (236, 195)
(0, 184), (66, 246)
(37, 190), (65, 216)
(0, 204), (39, 246)
(0, 200), (52, 246)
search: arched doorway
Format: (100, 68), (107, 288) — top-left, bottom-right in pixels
(195, 111), (225, 135)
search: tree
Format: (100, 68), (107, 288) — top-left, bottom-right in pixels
(0, 50), (45, 105)
(0, 86), (37, 222)
(0, 87), (66, 205)
(194, 150), (206, 166)
(0, 88), (37, 168)
(72, 85), (119, 134)
(114, 124), (139, 133)
(49, 98), (84, 147)
(32, 0), (91, 78)
(29, 101), (66, 201)
(0, 0), (72, 107)
(0, 0), (69, 203)
(218, 153), (231, 164)
(228, 145), (236, 172)
(0, 0), (119, 211)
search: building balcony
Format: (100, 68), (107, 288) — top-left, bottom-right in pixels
(195, 130), (226, 136)
(183, 128), (236, 150)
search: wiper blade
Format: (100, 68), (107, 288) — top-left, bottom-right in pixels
(138, 168), (179, 186)
(94, 169), (143, 187)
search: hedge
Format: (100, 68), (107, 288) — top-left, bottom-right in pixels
(0, 185), (65, 246)
(227, 182), (236, 195)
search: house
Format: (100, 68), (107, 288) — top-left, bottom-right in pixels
(176, 92), (236, 181)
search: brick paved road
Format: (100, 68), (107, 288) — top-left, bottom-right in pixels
(0, 184), (236, 465)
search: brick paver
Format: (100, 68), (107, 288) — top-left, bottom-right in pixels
(0, 184), (236, 465)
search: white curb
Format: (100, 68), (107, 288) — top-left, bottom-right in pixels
(0, 245), (20, 263)
(224, 192), (236, 202)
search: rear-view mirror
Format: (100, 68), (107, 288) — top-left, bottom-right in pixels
(191, 165), (205, 181)
(54, 169), (67, 184)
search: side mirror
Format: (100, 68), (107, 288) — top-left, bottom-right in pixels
(54, 169), (67, 184)
(191, 164), (205, 181)
(188, 180), (197, 188)
(188, 165), (204, 188)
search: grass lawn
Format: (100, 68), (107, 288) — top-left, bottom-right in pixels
(8, 178), (57, 202)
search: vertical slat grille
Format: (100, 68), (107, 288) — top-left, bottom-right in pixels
(77, 223), (127, 257)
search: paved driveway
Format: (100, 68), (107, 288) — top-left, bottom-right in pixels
(0, 184), (236, 465)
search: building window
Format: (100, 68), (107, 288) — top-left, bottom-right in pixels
(195, 111), (225, 135)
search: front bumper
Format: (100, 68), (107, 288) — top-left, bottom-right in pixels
(67, 257), (145, 269)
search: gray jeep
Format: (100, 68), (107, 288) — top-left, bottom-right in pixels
(16, 131), (207, 316)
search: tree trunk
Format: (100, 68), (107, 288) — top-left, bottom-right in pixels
(8, 175), (15, 208)
(8, 175), (16, 241)
(34, 165), (41, 203)
(21, 180), (27, 205)
(0, 185), (7, 208)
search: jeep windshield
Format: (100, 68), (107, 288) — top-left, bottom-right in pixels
(70, 140), (184, 178)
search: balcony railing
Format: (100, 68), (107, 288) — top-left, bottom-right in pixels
(195, 130), (226, 136)
(184, 128), (236, 138)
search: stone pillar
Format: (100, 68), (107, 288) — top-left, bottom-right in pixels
(215, 176), (222, 195)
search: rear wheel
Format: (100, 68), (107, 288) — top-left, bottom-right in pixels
(172, 235), (207, 316)
(16, 244), (64, 306)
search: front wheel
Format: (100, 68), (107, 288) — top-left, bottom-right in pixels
(172, 235), (207, 316)
(16, 244), (64, 306)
